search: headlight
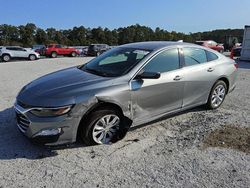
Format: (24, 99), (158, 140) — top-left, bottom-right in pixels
(30, 105), (73, 117)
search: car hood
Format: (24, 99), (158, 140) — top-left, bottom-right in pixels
(17, 67), (113, 107)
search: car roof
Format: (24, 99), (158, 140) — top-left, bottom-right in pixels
(120, 41), (198, 51)
(90, 44), (108, 45)
(5, 46), (22, 48)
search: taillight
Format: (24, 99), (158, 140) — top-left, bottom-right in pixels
(234, 63), (238, 69)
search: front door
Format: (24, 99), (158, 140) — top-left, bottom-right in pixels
(131, 48), (184, 123)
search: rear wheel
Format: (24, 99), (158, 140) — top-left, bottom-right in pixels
(71, 52), (77, 57)
(2, 54), (11, 62)
(79, 108), (123, 145)
(219, 49), (224, 53)
(51, 52), (57, 58)
(29, 54), (36, 61)
(206, 80), (227, 109)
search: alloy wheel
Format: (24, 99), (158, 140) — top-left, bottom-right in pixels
(3, 55), (10, 62)
(92, 114), (120, 144)
(211, 84), (226, 107)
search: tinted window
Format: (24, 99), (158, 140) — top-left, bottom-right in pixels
(55, 45), (62, 48)
(183, 48), (207, 66)
(143, 49), (179, 73)
(195, 41), (204, 45)
(6, 47), (15, 51)
(206, 51), (218, 61)
(16, 47), (25, 51)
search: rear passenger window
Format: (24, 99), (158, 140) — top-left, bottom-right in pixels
(183, 48), (207, 66)
(206, 51), (218, 62)
(143, 48), (180, 73)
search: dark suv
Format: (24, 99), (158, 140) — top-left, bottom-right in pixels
(87, 44), (110, 56)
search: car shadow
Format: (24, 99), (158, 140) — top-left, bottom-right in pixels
(0, 107), (62, 160)
(129, 106), (206, 132)
(0, 105), (209, 160)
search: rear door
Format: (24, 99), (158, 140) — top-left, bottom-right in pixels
(181, 47), (219, 107)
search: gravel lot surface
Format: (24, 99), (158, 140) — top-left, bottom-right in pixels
(0, 57), (249, 188)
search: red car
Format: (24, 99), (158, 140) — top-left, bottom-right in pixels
(44, 44), (80, 58)
(195, 40), (224, 53)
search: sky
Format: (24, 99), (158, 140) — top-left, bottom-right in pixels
(0, 0), (249, 33)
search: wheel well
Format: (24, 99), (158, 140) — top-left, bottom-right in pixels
(2, 53), (11, 57)
(218, 77), (229, 93)
(81, 102), (124, 120)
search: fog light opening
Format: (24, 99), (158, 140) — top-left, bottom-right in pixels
(34, 128), (62, 137)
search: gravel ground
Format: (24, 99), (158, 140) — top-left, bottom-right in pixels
(0, 57), (249, 188)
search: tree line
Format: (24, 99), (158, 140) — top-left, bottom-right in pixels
(0, 23), (244, 49)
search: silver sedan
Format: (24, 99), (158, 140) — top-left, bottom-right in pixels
(14, 41), (237, 145)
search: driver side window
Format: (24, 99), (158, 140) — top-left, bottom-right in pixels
(143, 48), (180, 73)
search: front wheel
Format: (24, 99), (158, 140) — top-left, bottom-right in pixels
(29, 54), (36, 61)
(206, 80), (227, 109)
(2, 54), (11, 62)
(79, 108), (123, 145)
(51, 52), (57, 58)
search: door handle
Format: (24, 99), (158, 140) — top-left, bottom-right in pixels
(173, 75), (182, 81)
(207, 67), (214, 72)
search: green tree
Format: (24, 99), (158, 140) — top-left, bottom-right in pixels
(18, 23), (36, 47)
(35, 28), (48, 44)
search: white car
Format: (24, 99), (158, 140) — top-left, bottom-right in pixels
(0, 46), (40, 62)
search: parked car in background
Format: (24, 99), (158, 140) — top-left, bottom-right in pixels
(15, 41), (237, 146)
(44, 44), (80, 58)
(87, 44), (110, 56)
(0, 46), (40, 62)
(195, 40), (224, 53)
(74, 46), (88, 56)
(230, 46), (242, 59)
(32, 45), (46, 55)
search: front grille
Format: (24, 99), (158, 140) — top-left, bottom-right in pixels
(15, 111), (30, 133)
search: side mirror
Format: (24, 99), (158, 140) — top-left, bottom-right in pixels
(135, 71), (161, 79)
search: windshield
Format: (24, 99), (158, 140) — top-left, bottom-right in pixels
(195, 42), (204, 45)
(80, 47), (151, 77)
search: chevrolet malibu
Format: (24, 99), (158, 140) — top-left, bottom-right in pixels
(14, 42), (237, 145)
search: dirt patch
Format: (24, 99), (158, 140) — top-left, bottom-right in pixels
(203, 125), (250, 154)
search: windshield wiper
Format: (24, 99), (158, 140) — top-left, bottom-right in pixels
(82, 66), (111, 77)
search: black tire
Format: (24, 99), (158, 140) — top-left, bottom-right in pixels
(71, 52), (77, 57)
(206, 80), (227, 109)
(79, 107), (123, 146)
(51, 52), (57, 58)
(2, 54), (11, 62)
(29, 54), (36, 61)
